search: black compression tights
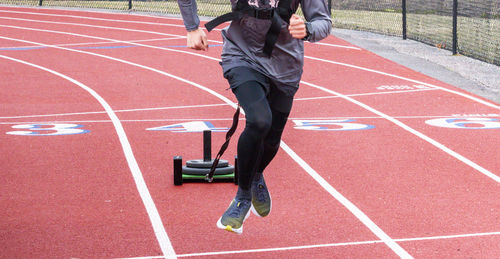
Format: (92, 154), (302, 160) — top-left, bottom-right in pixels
(232, 81), (292, 191)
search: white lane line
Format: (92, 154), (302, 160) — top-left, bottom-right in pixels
(3, 8), (361, 50)
(294, 88), (439, 101)
(0, 54), (177, 258)
(2, 14), (497, 112)
(0, 13), (361, 50)
(3, 115), (499, 125)
(4, 9), (499, 257)
(290, 114), (500, 120)
(0, 103), (230, 119)
(0, 33), (411, 257)
(0, 119), (240, 124)
(0, 23), (223, 62)
(280, 142), (413, 258)
(308, 41), (362, 50)
(119, 231), (500, 258)
(0, 9), (188, 28)
(0, 87), (439, 120)
(301, 79), (500, 184)
(305, 55), (500, 111)
(0, 16), (185, 38)
(0, 6), (185, 21)
(0, 36), (183, 50)
(6, 22), (491, 188)
(1, 8), (363, 50)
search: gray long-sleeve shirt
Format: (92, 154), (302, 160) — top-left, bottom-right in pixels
(177, 0), (332, 95)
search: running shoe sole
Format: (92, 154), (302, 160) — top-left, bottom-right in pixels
(216, 204), (252, 234)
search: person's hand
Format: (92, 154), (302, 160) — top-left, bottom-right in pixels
(187, 28), (208, 51)
(288, 14), (307, 39)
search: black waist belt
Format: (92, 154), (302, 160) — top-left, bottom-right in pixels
(205, 0), (293, 57)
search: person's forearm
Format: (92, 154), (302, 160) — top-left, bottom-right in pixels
(301, 0), (332, 42)
(177, 0), (200, 31)
(307, 19), (332, 42)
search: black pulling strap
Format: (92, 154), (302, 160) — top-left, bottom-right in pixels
(205, 105), (241, 182)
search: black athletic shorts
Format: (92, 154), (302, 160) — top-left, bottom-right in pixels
(223, 66), (296, 113)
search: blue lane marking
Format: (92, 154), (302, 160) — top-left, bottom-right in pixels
(0, 44), (223, 51)
(0, 46), (46, 51)
(161, 44), (223, 48)
(74, 45), (134, 49)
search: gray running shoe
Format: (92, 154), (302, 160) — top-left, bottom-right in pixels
(251, 174), (271, 217)
(216, 198), (251, 234)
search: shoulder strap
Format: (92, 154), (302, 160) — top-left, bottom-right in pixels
(205, 12), (240, 32)
(277, 0), (294, 23)
(205, 0), (250, 32)
(262, 0), (294, 56)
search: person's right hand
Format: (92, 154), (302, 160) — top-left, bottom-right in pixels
(187, 28), (208, 51)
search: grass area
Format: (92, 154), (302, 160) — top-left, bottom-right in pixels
(1, 0), (39, 5)
(41, 1), (129, 10)
(333, 9), (402, 36)
(1, 0), (498, 65)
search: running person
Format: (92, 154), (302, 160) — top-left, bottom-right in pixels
(177, 0), (332, 234)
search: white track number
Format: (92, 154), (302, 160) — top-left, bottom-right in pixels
(426, 118), (500, 129)
(293, 119), (374, 131)
(6, 124), (89, 136)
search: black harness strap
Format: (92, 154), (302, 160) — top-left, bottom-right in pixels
(205, 12), (241, 32)
(262, 13), (282, 56)
(204, 0), (293, 57)
(205, 105), (241, 182)
(265, 0), (294, 55)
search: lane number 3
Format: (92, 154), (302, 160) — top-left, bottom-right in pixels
(6, 124), (89, 136)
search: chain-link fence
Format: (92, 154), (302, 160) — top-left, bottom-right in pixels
(406, 0), (499, 65)
(1, 0), (499, 65)
(457, 1), (499, 65)
(332, 0), (402, 36)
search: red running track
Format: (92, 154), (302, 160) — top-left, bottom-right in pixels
(1, 6), (500, 258)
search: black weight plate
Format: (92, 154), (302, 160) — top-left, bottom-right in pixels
(186, 159), (229, 168)
(182, 165), (234, 176)
(173, 156), (183, 186)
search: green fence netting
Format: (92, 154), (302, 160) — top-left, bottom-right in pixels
(406, 0), (499, 65)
